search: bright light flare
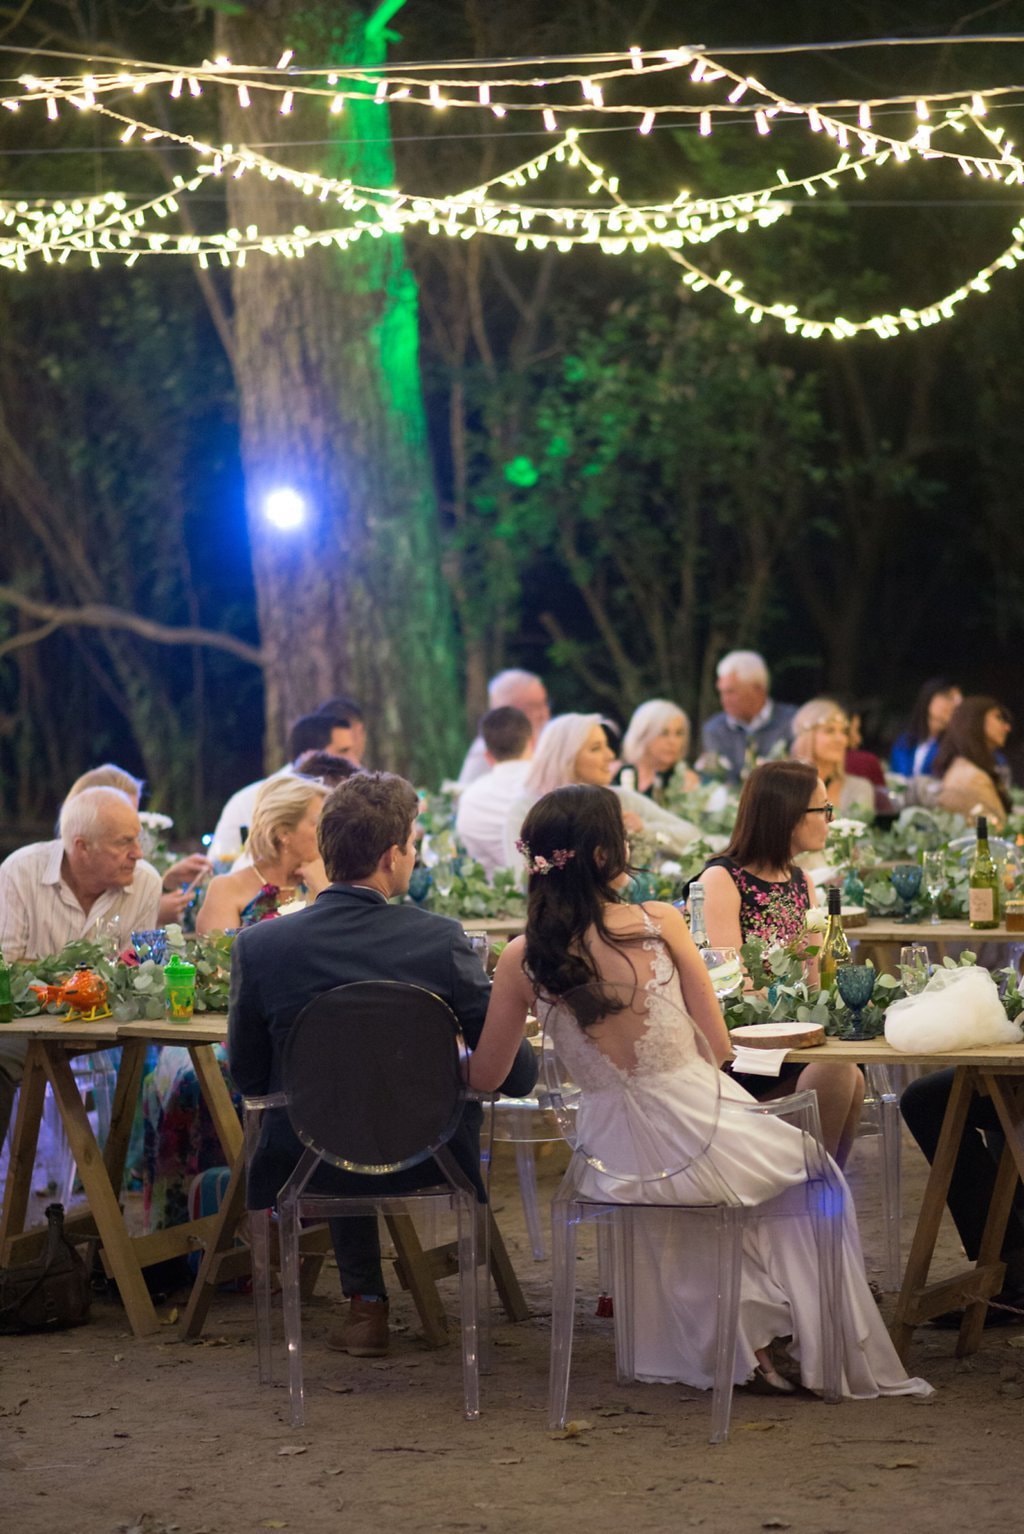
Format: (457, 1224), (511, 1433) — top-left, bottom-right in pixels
(262, 486), (307, 529)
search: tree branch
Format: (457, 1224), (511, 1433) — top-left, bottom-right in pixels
(0, 587), (265, 667)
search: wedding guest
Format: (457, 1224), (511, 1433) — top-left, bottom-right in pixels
(208, 710), (353, 864)
(0, 787), (161, 1143)
(457, 670), (550, 786)
(889, 678), (963, 777)
(293, 750), (363, 788)
(698, 651), (797, 784)
(455, 707), (533, 878)
(617, 699), (699, 799)
(503, 713), (700, 869)
(314, 696), (367, 765)
(791, 699), (875, 817)
(698, 761), (864, 1165)
(62, 763), (211, 925)
(471, 784), (930, 1400)
(933, 695), (1013, 830)
(197, 776), (329, 935)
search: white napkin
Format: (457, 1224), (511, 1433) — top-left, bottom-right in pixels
(731, 1045), (790, 1077)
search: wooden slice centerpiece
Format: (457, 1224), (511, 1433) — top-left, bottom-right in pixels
(730, 1021), (826, 1050)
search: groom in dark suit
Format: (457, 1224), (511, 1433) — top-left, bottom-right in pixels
(228, 770), (537, 1357)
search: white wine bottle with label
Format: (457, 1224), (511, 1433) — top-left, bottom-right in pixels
(968, 815), (1000, 931)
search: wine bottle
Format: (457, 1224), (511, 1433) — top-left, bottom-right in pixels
(969, 815), (1000, 930)
(819, 887), (853, 989)
(687, 882), (709, 949)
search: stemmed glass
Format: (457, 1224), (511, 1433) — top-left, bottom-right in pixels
(890, 863), (923, 923)
(836, 964), (877, 1040)
(922, 850), (945, 925)
(700, 946), (744, 1006)
(433, 860), (455, 899)
(899, 944), (930, 995)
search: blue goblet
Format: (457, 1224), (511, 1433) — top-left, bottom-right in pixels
(836, 964), (876, 1041)
(131, 928), (168, 964)
(890, 863), (923, 923)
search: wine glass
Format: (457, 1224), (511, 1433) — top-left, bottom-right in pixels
(466, 932), (490, 972)
(890, 863), (923, 924)
(922, 850), (945, 925)
(700, 946), (744, 1006)
(899, 944), (930, 995)
(433, 859), (455, 900)
(836, 964), (876, 1040)
(92, 912), (122, 961)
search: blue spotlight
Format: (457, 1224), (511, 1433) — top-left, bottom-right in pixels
(262, 486), (307, 530)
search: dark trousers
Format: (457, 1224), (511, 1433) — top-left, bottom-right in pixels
(901, 1068), (1024, 1264)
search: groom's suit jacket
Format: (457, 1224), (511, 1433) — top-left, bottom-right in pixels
(228, 882), (537, 1208)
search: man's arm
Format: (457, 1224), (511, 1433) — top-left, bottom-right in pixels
(449, 928), (537, 1098)
(226, 934), (273, 1096)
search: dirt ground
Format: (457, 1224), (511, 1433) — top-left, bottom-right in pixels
(3, 1130), (1024, 1534)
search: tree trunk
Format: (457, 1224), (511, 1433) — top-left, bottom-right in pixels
(216, 0), (460, 778)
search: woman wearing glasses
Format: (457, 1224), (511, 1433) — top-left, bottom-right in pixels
(700, 760), (864, 1165)
(933, 695), (1013, 830)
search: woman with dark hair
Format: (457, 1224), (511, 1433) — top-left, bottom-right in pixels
(890, 678), (962, 777)
(469, 785), (929, 1401)
(933, 695), (1013, 829)
(700, 761), (864, 1165)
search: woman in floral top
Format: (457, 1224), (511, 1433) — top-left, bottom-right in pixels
(700, 761), (864, 1166)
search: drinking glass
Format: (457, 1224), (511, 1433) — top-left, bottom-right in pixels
(466, 932), (490, 972)
(92, 912), (122, 961)
(836, 964), (876, 1040)
(899, 944), (930, 995)
(922, 850), (945, 925)
(890, 863), (923, 923)
(131, 928), (168, 965)
(433, 859), (455, 900)
(700, 946), (744, 1005)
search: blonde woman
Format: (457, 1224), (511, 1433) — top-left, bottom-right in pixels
(62, 763), (211, 925)
(197, 775), (329, 934)
(618, 699), (700, 799)
(791, 699), (874, 818)
(503, 713), (700, 869)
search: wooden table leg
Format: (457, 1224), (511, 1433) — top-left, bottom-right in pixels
(40, 1046), (159, 1337)
(486, 1208), (529, 1323)
(189, 1044), (243, 1160)
(0, 1043), (47, 1256)
(958, 1138), (1016, 1354)
(890, 1065), (974, 1360)
(101, 1041), (147, 1192)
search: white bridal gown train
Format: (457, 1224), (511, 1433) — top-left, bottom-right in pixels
(542, 914), (932, 1399)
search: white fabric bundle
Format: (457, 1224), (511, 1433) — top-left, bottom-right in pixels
(884, 965), (1023, 1053)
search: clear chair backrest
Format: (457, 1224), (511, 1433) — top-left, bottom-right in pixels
(282, 981), (467, 1175)
(538, 980), (722, 1188)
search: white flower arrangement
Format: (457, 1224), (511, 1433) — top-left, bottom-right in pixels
(805, 906), (828, 934)
(138, 811), (174, 831)
(828, 816), (870, 838)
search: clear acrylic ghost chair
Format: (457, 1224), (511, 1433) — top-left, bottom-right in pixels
(858, 1063), (904, 1291)
(242, 1091), (287, 1386)
(47, 1050), (120, 1202)
(276, 981), (481, 1428)
(543, 982), (844, 1445)
(482, 1091), (563, 1261)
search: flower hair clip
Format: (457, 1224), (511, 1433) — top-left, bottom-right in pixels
(516, 838), (576, 876)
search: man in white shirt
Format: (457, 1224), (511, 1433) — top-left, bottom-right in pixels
(455, 708), (533, 877)
(208, 710), (356, 865)
(456, 670), (550, 787)
(0, 786), (162, 1141)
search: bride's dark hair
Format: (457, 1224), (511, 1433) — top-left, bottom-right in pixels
(521, 785), (633, 1028)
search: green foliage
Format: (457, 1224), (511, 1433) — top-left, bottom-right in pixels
(7, 928), (235, 1021)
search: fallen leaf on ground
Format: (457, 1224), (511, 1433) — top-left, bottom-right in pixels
(260, 1523), (287, 1530)
(0, 1399), (28, 1418)
(880, 1459), (920, 1469)
(73, 1410), (102, 1419)
(553, 1419), (593, 1438)
(739, 1421), (777, 1432)
(323, 1383), (354, 1395)
(277, 1446), (308, 1456)
(761, 1521), (791, 1531)
(161, 1307), (179, 1326)
(490, 1456), (524, 1465)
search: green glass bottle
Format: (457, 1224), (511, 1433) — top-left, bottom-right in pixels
(0, 951), (13, 1025)
(819, 887), (853, 989)
(969, 815), (1000, 931)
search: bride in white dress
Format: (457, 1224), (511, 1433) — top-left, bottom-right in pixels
(469, 784), (932, 1400)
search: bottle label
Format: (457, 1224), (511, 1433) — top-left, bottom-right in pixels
(969, 888), (996, 924)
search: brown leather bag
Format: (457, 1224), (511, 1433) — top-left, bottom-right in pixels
(0, 1203), (91, 1332)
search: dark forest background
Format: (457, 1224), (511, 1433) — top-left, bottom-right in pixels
(2, 0), (1024, 839)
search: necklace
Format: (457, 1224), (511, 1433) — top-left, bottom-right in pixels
(251, 862), (296, 898)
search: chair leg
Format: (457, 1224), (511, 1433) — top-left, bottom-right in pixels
(456, 1194), (481, 1421)
(548, 1197), (579, 1430)
(250, 1208), (274, 1386)
(878, 1093), (903, 1292)
(611, 1209), (636, 1383)
(816, 1174), (844, 1406)
(514, 1142), (546, 1260)
(710, 1211), (744, 1445)
(278, 1195), (305, 1427)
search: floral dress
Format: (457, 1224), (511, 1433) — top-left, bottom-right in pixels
(141, 886), (292, 1231)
